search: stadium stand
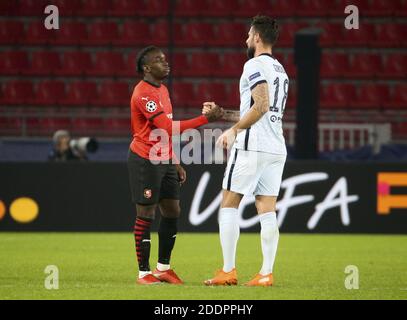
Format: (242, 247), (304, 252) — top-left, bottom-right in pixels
(0, 0), (405, 146)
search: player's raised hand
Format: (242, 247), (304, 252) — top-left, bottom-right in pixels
(216, 127), (237, 149)
(204, 104), (224, 122)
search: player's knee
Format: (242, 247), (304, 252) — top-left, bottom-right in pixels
(255, 197), (277, 213)
(136, 204), (156, 220)
(159, 200), (181, 218)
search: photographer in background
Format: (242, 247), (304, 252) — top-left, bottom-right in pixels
(48, 130), (98, 162)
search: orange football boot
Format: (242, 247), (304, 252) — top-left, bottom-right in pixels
(136, 273), (162, 285)
(244, 273), (273, 286)
(204, 269), (238, 286)
(152, 269), (184, 284)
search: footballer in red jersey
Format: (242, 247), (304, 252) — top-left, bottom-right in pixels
(128, 46), (223, 285)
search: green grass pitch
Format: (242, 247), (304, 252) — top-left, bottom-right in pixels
(0, 232), (406, 300)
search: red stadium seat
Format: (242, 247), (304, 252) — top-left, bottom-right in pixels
(221, 52), (247, 77)
(374, 24), (405, 48)
(170, 53), (190, 77)
(141, 0), (170, 16)
(171, 82), (195, 108)
(81, 0), (111, 16)
(297, 0), (330, 16)
(94, 82), (130, 107)
(392, 121), (407, 139)
(52, 22), (87, 45)
(233, 0), (272, 18)
(320, 83), (356, 108)
(193, 82), (228, 107)
(18, 0), (48, 16)
(115, 22), (150, 46)
(273, 52), (286, 64)
(210, 23), (247, 47)
(110, 0), (144, 16)
(103, 118), (130, 136)
(0, 1), (18, 15)
(204, 0), (239, 17)
(34, 81), (66, 106)
(24, 21), (55, 45)
(1, 80), (35, 105)
(27, 118), (72, 136)
(187, 53), (221, 77)
(88, 52), (125, 77)
(225, 84), (240, 107)
(286, 83), (297, 109)
(71, 118), (104, 136)
(51, 0), (82, 16)
(316, 23), (343, 47)
(395, 0), (407, 17)
(285, 53), (296, 79)
(174, 0), (206, 16)
(87, 21), (119, 46)
(174, 23), (214, 47)
(25, 51), (62, 76)
(152, 20), (170, 46)
(330, 0), (369, 16)
(345, 53), (381, 78)
(278, 23), (308, 47)
(384, 84), (407, 109)
(120, 52), (139, 77)
(365, 0), (398, 16)
(271, 0), (300, 17)
(0, 117), (22, 136)
(60, 81), (97, 106)
(0, 51), (29, 75)
(381, 53), (406, 79)
(320, 53), (349, 78)
(0, 21), (24, 44)
(59, 51), (92, 76)
(352, 83), (390, 109)
(338, 23), (375, 47)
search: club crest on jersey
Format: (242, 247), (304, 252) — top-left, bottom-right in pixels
(249, 72), (261, 81)
(145, 101), (157, 113)
(144, 189), (152, 199)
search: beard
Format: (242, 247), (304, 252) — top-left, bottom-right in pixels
(247, 46), (255, 59)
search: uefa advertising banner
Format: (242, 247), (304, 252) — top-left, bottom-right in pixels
(0, 162), (406, 233)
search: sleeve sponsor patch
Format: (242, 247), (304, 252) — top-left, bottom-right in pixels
(249, 72), (261, 81)
(145, 100), (158, 113)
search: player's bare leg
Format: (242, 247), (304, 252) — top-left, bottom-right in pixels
(204, 190), (243, 286)
(134, 204), (161, 285)
(245, 195), (278, 286)
(151, 199), (183, 284)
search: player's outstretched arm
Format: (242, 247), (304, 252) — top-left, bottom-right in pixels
(150, 104), (223, 135)
(202, 102), (239, 122)
(222, 109), (240, 122)
(216, 83), (269, 149)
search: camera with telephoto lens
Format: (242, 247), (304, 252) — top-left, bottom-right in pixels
(69, 137), (99, 157)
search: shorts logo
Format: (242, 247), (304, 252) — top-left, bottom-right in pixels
(144, 189), (152, 199)
(249, 72), (261, 81)
(145, 101), (157, 113)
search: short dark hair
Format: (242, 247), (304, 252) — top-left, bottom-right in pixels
(136, 45), (159, 74)
(250, 15), (279, 46)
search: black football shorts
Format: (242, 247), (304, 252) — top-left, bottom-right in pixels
(127, 149), (180, 205)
